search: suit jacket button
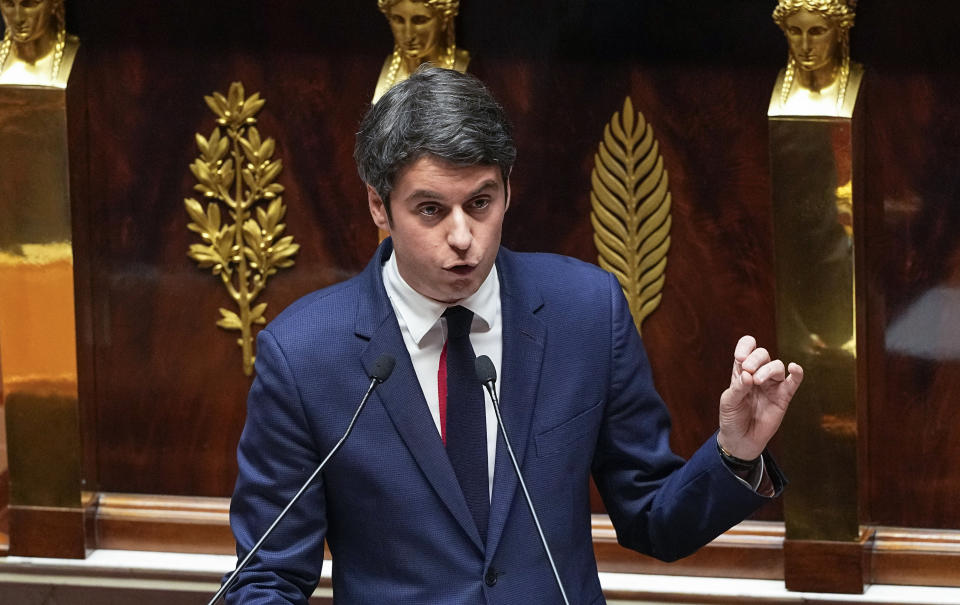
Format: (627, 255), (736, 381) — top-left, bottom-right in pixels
(484, 567), (498, 587)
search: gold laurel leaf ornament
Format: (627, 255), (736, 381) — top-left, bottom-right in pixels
(590, 96), (672, 336)
(185, 82), (299, 376)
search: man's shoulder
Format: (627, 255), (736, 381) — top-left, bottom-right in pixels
(499, 248), (613, 293)
(264, 274), (365, 341)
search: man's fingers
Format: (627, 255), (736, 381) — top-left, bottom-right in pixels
(724, 368), (754, 403)
(742, 347), (771, 373)
(759, 361), (804, 401)
(734, 335), (757, 362)
(784, 362), (805, 392)
(753, 359), (786, 385)
(731, 335), (756, 383)
(787, 362), (804, 379)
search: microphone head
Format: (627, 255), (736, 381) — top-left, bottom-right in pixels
(370, 354), (396, 383)
(474, 355), (497, 385)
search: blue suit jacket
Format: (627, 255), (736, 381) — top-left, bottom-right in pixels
(228, 240), (779, 604)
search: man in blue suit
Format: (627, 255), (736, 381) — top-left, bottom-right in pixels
(227, 67), (804, 604)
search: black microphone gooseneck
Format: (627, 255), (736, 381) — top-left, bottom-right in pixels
(208, 354), (396, 605)
(474, 355), (570, 605)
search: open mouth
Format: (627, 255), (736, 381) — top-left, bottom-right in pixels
(447, 265), (475, 276)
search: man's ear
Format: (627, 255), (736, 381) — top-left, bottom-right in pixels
(367, 184), (390, 232)
(504, 177), (511, 212)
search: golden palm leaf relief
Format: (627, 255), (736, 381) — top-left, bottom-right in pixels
(184, 82), (299, 376)
(590, 96), (672, 336)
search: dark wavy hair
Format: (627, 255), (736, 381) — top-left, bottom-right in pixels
(354, 66), (516, 219)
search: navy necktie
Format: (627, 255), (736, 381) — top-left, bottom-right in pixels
(443, 305), (489, 542)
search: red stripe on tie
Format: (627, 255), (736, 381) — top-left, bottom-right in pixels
(438, 340), (448, 445)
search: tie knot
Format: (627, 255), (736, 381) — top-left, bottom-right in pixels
(443, 305), (474, 338)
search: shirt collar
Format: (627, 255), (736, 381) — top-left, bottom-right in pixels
(383, 250), (499, 345)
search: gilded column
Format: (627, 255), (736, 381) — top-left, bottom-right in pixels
(768, 0), (869, 593)
(0, 0), (86, 557)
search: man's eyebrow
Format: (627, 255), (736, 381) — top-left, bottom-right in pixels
(468, 180), (502, 197)
(403, 188), (446, 203)
(403, 180), (502, 203)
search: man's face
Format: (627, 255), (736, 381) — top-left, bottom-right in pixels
(368, 155), (509, 304)
(0, 0), (53, 44)
(387, 0), (441, 61)
(784, 10), (839, 73)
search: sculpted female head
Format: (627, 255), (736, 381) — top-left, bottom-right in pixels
(373, 0), (468, 103)
(0, 0), (77, 86)
(1, 0), (63, 47)
(773, 0), (855, 74)
(771, 0), (859, 114)
(378, 0), (459, 65)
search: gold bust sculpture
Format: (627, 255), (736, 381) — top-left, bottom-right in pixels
(372, 0), (470, 102)
(769, 0), (863, 117)
(0, 0), (79, 88)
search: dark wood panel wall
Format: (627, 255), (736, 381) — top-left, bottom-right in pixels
(68, 0), (797, 505)
(4, 0), (960, 567)
(71, 0), (960, 519)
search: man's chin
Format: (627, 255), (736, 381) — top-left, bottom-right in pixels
(429, 292), (467, 305)
(431, 281), (479, 305)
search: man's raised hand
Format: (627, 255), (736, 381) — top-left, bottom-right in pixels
(717, 335), (804, 461)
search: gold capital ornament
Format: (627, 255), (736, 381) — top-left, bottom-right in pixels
(769, 0), (863, 117)
(590, 97), (672, 336)
(184, 82), (299, 376)
(373, 0), (470, 102)
(0, 0), (79, 88)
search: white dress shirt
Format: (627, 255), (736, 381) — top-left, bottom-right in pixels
(381, 251), (502, 498)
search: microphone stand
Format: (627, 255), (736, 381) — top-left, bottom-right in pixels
(208, 355), (395, 605)
(475, 355), (570, 605)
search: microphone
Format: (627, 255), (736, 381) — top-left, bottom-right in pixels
(474, 355), (570, 605)
(208, 353), (396, 605)
(370, 354), (396, 383)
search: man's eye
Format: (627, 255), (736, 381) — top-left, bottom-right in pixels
(419, 205), (440, 216)
(471, 198), (490, 210)
(809, 27), (827, 36)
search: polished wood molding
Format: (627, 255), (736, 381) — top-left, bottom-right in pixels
(593, 517), (784, 579)
(784, 528), (875, 594)
(8, 505), (88, 558)
(93, 493), (233, 555)
(872, 527), (960, 587)
(0, 469), (8, 555)
(78, 494), (960, 591)
(0, 506), (9, 557)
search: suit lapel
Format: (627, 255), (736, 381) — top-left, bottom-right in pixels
(356, 241), (484, 553)
(484, 249), (546, 560)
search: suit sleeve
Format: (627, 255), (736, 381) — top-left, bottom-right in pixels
(226, 328), (327, 604)
(591, 272), (777, 562)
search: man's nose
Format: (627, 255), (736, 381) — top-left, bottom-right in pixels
(446, 210), (473, 251)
